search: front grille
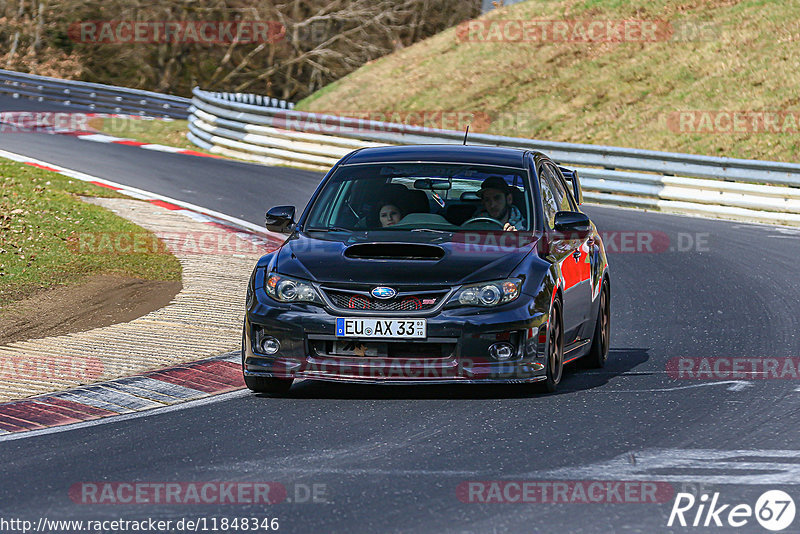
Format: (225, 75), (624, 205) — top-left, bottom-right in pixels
(310, 340), (456, 359)
(322, 288), (447, 311)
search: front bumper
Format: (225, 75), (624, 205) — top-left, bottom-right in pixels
(244, 287), (550, 384)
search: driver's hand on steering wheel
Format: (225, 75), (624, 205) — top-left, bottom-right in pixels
(503, 222), (517, 232)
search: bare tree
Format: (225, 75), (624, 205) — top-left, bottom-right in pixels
(0, 0), (480, 100)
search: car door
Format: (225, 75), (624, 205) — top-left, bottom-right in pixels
(538, 163), (589, 346)
(546, 162), (594, 342)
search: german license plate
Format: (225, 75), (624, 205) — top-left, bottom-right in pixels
(335, 318), (426, 339)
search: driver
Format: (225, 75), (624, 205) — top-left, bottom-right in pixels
(473, 176), (526, 231)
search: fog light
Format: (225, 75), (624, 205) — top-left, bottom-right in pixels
(259, 336), (280, 355)
(489, 342), (514, 361)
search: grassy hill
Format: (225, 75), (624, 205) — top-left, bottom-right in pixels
(298, 0), (800, 163)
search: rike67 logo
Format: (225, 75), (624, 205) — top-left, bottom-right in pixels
(668, 490), (796, 531)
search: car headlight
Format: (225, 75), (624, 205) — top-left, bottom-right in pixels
(448, 278), (522, 307)
(265, 273), (323, 304)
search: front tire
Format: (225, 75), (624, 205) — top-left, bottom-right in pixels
(535, 297), (564, 393)
(244, 374), (293, 395)
(584, 282), (610, 369)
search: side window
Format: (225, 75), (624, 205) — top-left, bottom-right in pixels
(329, 181), (356, 227)
(545, 163), (574, 213)
(307, 179), (343, 227)
(538, 166), (559, 230)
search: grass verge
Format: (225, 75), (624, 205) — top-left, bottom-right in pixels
(298, 0), (800, 163)
(92, 117), (199, 149)
(0, 158), (182, 307)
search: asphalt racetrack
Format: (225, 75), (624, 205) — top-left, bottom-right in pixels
(2, 95), (800, 533)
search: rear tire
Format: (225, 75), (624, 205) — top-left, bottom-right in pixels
(535, 298), (564, 393)
(584, 282), (610, 369)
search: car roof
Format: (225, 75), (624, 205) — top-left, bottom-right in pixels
(341, 144), (531, 168)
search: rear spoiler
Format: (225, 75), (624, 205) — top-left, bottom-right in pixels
(558, 166), (583, 205)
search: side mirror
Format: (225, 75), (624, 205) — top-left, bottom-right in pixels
(265, 205), (295, 233)
(558, 166), (583, 205)
(553, 211), (591, 239)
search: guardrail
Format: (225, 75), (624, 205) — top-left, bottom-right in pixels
(188, 87), (800, 226)
(0, 69), (190, 119)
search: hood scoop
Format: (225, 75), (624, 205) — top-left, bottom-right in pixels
(344, 243), (445, 261)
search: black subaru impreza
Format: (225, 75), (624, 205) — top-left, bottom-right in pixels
(243, 145), (610, 394)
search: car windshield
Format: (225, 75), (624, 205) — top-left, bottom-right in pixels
(304, 162), (532, 232)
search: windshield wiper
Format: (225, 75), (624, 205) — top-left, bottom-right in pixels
(410, 228), (453, 234)
(306, 226), (353, 233)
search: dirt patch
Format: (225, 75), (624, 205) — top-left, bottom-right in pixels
(0, 275), (182, 345)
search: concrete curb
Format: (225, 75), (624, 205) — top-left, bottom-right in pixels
(71, 131), (227, 159)
(0, 352), (243, 435)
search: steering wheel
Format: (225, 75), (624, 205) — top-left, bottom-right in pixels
(461, 217), (504, 229)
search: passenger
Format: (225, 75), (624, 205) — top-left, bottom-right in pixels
(474, 176), (526, 231)
(378, 202), (404, 227)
